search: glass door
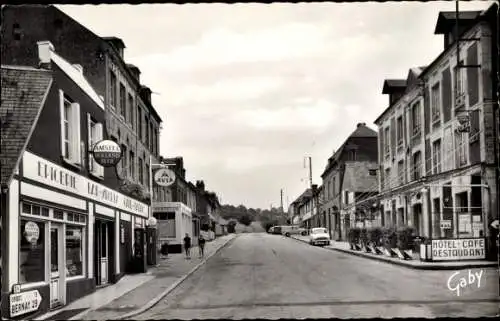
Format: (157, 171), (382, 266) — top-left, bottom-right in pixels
(50, 225), (64, 309)
(100, 223), (108, 285)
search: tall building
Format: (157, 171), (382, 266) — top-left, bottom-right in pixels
(371, 4), (498, 261)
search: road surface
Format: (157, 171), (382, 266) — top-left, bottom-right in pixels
(135, 233), (499, 319)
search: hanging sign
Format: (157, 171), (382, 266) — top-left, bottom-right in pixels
(154, 169), (176, 187)
(24, 221), (40, 244)
(92, 139), (122, 167)
(10, 289), (42, 317)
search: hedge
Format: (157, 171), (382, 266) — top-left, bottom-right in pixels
(347, 225), (416, 250)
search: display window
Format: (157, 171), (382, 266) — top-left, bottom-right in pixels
(20, 201), (87, 284)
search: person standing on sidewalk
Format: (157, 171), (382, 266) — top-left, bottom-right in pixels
(183, 233), (192, 259)
(198, 234), (206, 258)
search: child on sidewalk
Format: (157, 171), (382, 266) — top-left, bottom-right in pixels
(183, 233), (191, 259)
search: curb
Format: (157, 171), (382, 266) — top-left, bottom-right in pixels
(289, 236), (496, 271)
(115, 234), (237, 320)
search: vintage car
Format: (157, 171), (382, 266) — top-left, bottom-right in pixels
(309, 227), (331, 246)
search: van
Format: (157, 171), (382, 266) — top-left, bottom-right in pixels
(281, 225), (307, 237)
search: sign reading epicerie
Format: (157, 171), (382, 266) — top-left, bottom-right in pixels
(431, 238), (486, 261)
(23, 151), (148, 217)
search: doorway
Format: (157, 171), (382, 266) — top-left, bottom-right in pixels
(50, 224), (64, 309)
(413, 204), (422, 236)
(94, 220), (111, 286)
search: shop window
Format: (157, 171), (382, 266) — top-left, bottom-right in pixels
(19, 220), (46, 284)
(66, 226), (83, 277)
(53, 210), (64, 220)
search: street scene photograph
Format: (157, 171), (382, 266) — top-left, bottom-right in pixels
(1, 0), (500, 319)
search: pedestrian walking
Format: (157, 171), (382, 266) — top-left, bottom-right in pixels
(198, 234), (206, 258)
(183, 233), (191, 259)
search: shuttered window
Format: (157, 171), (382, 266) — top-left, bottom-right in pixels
(467, 43), (479, 107)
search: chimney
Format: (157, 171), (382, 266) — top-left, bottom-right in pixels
(357, 122), (366, 128)
(73, 64), (83, 74)
(37, 41), (54, 68)
(127, 64), (141, 83)
(196, 180), (205, 191)
(140, 86), (152, 105)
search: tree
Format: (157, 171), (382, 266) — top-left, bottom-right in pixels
(238, 214), (253, 227)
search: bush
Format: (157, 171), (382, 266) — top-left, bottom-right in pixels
(367, 227), (383, 247)
(347, 227), (361, 244)
(396, 226), (415, 250)
(382, 226), (398, 249)
(359, 228), (368, 247)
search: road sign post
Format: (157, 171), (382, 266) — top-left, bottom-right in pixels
(9, 289), (42, 318)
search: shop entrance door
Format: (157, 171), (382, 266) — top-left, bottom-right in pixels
(94, 221), (109, 286)
(50, 224), (64, 309)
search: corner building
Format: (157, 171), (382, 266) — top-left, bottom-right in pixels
(0, 42), (149, 318)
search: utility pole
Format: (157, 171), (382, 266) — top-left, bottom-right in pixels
(280, 189), (284, 213)
(308, 156), (313, 188)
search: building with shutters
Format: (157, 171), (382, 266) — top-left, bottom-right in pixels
(372, 4), (498, 261)
(1, 42), (150, 319)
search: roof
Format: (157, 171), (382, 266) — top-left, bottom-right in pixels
(102, 36), (126, 49)
(381, 79), (406, 94)
(1, 66), (53, 187)
(341, 162), (379, 193)
(321, 124), (377, 177)
(50, 49), (104, 110)
(434, 10), (482, 34)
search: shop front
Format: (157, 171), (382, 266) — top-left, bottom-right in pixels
(153, 202), (192, 253)
(1, 151), (149, 319)
(419, 171), (494, 262)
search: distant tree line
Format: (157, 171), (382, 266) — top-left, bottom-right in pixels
(219, 204), (290, 232)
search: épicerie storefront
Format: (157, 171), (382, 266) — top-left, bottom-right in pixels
(2, 150), (149, 319)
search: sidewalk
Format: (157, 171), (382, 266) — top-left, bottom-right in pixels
(38, 234), (236, 321)
(290, 235), (496, 270)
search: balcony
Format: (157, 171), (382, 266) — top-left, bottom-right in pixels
(455, 92), (466, 110)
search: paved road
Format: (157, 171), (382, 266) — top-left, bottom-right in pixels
(135, 233), (499, 319)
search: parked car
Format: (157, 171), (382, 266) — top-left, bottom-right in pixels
(271, 226), (283, 235)
(281, 225), (307, 237)
(267, 226), (275, 234)
(309, 227), (330, 246)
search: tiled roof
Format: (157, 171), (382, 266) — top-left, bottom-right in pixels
(1, 65), (53, 187)
(434, 10), (482, 34)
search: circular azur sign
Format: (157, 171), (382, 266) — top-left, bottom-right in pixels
(92, 139), (123, 167)
(24, 221), (40, 244)
(154, 168), (176, 187)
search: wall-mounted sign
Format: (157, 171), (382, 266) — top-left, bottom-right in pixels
(92, 139), (122, 167)
(24, 221), (40, 244)
(154, 169), (176, 187)
(10, 289), (42, 317)
(440, 220), (452, 229)
(431, 238), (485, 261)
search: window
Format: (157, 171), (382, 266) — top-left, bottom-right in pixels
(385, 168), (391, 189)
(348, 149), (356, 161)
(66, 226), (83, 277)
(145, 116), (149, 144)
(139, 158), (144, 184)
(128, 94), (134, 128)
(455, 60), (466, 97)
(120, 84), (126, 119)
(19, 220), (45, 283)
(149, 123), (154, 151)
(59, 90), (81, 165)
(121, 144), (128, 178)
(455, 131), (467, 167)
(129, 150), (135, 180)
(397, 160), (405, 185)
(145, 163), (150, 188)
(137, 106), (142, 139)
(431, 83), (441, 123)
(87, 114), (104, 177)
(432, 139), (442, 174)
(411, 102), (421, 135)
(109, 71), (117, 108)
(369, 169), (377, 176)
(413, 151), (422, 180)
(384, 127), (390, 158)
(396, 116), (404, 147)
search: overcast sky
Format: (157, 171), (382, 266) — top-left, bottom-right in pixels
(58, 1), (494, 210)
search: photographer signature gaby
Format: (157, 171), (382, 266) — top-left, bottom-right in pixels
(447, 269), (483, 296)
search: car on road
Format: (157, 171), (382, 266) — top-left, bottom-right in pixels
(268, 226), (283, 234)
(281, 225), (307, 237)
(309, 227), (330, 246)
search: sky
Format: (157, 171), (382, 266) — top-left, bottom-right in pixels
(58, 1), (495, 210)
